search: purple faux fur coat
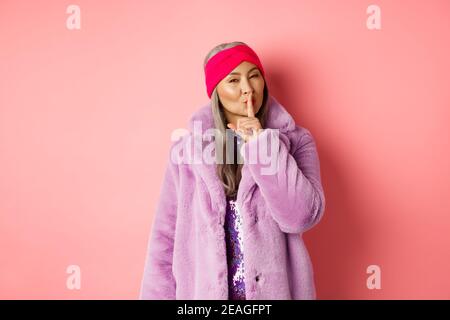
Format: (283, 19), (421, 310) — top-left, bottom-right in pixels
(139, 95), (326, 300)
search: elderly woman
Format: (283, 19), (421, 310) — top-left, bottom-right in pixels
(139, 41), (326, 300)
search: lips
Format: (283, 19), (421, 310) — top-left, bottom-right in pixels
(243, 97), (256, 103)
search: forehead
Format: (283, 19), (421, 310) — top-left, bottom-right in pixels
(228, 61), (258, 76)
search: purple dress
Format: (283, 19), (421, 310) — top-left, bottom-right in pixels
(224, 194), (246, 300)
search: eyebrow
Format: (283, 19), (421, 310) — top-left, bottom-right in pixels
(228, 67), (259, 76)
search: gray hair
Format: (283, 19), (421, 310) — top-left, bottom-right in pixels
(203, 41), (269, 198)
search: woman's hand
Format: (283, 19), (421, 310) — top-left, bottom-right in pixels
(227, 92), (263, 143)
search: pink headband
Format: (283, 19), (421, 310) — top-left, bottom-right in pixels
(204, 44), (265, 98)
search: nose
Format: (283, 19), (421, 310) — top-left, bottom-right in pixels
(240, 78), (254, 96)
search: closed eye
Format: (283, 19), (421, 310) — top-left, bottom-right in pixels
(229, 74), (259, 83)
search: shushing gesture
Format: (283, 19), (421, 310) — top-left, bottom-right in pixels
(226, 92), (263, 143)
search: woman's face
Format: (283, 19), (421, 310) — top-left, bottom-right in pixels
(216, 61), (265, 119)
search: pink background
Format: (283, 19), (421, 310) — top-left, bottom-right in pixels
(1, 0), (449, 299)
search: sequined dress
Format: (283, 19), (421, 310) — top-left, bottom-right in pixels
(224, 194), (246, 300)
(223, 132), (247, 300)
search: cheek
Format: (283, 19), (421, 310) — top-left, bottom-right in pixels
(217, 85), (241, 106)
(220, 85), (240, 99)
(255, 78), (265, 92)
